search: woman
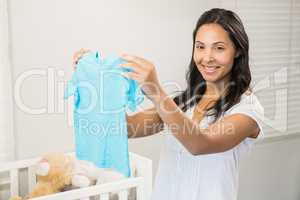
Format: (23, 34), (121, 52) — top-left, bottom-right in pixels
(73, 8), (264, 200)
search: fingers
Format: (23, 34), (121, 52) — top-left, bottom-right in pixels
(121, 71), (142, 83)
(72, 48), (90, 69)
(120, 54), (147, 68)
(119, 62), (144, 74)
(119, 53), (154, 85)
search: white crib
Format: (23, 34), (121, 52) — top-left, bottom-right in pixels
(0, 152), (152, 200)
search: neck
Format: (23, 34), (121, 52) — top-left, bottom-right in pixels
(206, 78), (231, 99)
(205, 83), (224, 100)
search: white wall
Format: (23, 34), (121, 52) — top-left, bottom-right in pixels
(239, 137), (300, 200)
(5, 0), (300, 200)
(0, 0), (14, 162)
(8, 0), (221, 171)
(0, 1), (15, 199)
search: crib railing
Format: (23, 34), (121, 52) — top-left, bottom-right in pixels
(0, 152), (152, 200)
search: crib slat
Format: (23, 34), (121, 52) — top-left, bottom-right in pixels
(100, 193), (109, 200)
(118, 190), (128, 200)
(10, 169), (19, 196)
(30, 178), (143, 200)
(136, 182), (145, 200)
(28, 166), (36, 191)
(129, 152), (152, 200)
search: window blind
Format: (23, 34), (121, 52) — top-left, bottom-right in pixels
(233, 0), (300, 136)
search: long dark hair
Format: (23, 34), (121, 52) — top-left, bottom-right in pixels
(173, 8), (251, 121)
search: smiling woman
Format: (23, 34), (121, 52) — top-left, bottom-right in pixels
(72, 8), (264, 200)
(193, 24), (237, 85)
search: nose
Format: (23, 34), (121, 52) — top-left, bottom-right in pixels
(202, 49), (214, 64)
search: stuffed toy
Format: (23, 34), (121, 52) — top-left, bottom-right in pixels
(9, 153), (74, 200)
(72, 159), (126, 188)
(70, 159), (127, 200)
(9, 153), (133, 200)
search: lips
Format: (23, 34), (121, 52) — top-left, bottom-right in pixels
(201, 65), (220, 74)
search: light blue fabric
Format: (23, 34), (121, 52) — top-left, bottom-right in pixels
(64, 52), (143, 177)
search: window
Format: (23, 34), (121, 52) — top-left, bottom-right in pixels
(231, 0), (300, 137)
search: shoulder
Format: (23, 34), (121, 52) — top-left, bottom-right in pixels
(225, 90), (265, 138)
(227, 90), (264, 116)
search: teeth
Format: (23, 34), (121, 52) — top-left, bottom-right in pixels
(204, 66), (217, 72)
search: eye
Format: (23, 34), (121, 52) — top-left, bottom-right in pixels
(215, 46), (225, 51)
(195, 44), (204, 49)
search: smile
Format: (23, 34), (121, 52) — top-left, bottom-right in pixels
(201, 65), (220, 74)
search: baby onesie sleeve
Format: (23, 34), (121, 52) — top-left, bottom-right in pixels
(64, 75), (80, 108)
(126, 79), (144, 112)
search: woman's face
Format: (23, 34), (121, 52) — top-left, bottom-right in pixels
(193, 23), (238, 87)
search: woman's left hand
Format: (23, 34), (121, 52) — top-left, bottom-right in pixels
(120, 54), (163, 102)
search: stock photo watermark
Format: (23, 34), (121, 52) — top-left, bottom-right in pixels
(12, 65), (294, 135)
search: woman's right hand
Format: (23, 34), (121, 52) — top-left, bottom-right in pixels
(72, 48), (90, 70)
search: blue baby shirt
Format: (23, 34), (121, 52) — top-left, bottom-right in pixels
(64, 52), (143, 177)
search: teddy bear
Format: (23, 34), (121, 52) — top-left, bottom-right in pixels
(9, 153), (133, 200)
(71, 159), (126, 188)
(70, 159), (128, 200)
(9, 153), (74, 200)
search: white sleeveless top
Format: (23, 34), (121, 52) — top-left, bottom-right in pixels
(151, 93), (264, 200)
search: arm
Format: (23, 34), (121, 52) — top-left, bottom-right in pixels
(126, 107), (164, 138)
(120, 54), (260, 155)
(153, 89), (260, 155)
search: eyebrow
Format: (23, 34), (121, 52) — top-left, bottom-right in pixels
(195, 41), (227, 45)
